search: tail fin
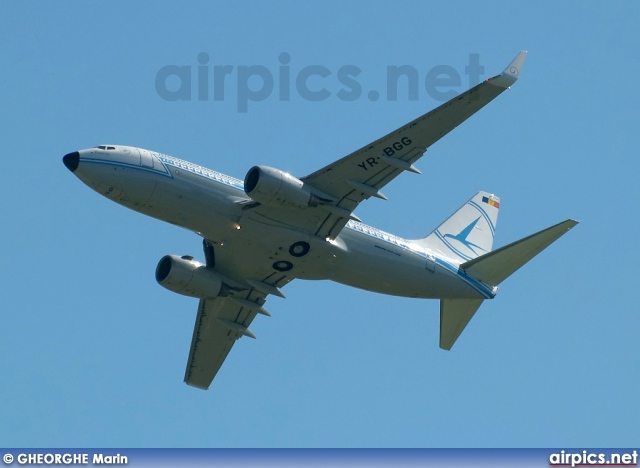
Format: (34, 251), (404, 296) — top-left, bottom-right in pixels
(415, 191), (500, 262)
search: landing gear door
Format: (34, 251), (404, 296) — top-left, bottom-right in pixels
(138, 148), (154, 168)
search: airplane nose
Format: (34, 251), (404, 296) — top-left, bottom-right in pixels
(63, 151), (79, 172)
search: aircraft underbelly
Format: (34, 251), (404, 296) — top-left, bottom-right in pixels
(329, 231), (486, 299)
(212, 219), (341, 281)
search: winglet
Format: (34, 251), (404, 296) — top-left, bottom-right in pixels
(489, 50), (528, 89)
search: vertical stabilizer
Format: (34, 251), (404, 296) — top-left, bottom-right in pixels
(415, 191), (500, 262)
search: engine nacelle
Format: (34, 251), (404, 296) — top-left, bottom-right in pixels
(155, 254), (229, 299)
(244, 165), (327, 208)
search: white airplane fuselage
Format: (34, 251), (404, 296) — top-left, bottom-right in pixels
(65, 145), (496, 301)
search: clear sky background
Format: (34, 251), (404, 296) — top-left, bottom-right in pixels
(1, 1), (638, 448)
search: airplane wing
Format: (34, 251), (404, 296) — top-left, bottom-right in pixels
(244, 51), (527, 240)
(184, 239), (293, 390)
(184, 295), (258, 389)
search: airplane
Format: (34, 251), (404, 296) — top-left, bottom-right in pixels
(62, 51), (577, 390)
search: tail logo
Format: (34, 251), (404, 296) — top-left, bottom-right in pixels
(442, 217), (488, 257)
(428, 193), (497, 262)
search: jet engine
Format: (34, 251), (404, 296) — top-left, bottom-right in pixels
(155, 254), (230, 299)
(244, 165), (332, 208)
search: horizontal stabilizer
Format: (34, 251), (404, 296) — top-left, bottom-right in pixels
(462, 219), (578, 286)
(440, 299), (484, 350)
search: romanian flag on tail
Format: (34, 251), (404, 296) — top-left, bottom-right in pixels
(482, 196), (500, 209)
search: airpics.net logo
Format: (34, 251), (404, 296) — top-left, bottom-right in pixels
(155, 52), (486, 112)
(549, 450), (638, 467)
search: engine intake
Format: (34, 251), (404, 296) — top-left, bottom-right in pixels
(155, 255), (229, 299)
(244, 165), (331, 208)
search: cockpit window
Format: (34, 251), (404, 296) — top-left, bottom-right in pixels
(107, 146), (115, 150)
(94, 145), (116, 150)
(96, 145), (107, 150)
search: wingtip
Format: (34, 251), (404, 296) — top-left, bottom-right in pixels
(565, 219), (579, 229)
(185, 380), (210, 391)
(507, 50), (528, 73)
(489, 50), (528, 89)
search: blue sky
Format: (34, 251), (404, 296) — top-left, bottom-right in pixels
(1, 1), (638, 448)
